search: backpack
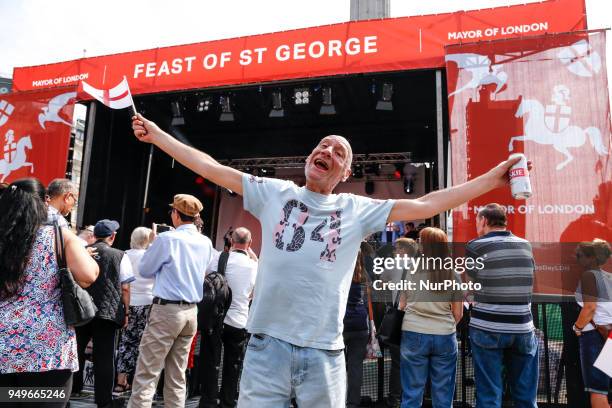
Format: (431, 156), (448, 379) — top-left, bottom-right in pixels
(198, 251), (233, 335)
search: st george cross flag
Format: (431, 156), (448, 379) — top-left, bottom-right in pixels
(593, 331), (612, 378)
(80, 76), (136, 112)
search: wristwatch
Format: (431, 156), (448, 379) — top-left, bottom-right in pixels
(572, 323), (583, 336)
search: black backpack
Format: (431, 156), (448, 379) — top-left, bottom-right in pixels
(198, 251), (233, 335)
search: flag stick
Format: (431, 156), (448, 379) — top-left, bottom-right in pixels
(124, 75), (138, 118)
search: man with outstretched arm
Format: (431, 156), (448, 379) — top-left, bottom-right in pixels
(131, 114), (528, 407)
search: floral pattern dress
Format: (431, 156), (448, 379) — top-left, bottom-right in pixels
(0, 225), (78, 373)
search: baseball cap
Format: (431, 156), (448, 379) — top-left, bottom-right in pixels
(169, 194), (203, 217)
(94, 219), (120, 238)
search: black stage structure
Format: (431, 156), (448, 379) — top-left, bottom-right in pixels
(78, 69), (446, 249)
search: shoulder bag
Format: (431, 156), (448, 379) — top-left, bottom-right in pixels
(378, 268), (409, 347)
(54, 222), (98, 327)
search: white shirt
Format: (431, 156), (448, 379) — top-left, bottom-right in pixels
(575, 268), (612, 331)
(119, 255), (135, 284)
(242, 174), (394, 349)
(126, 248), (155, 306)
(207, 249), (258, 329)
(47, 206), (68, 228)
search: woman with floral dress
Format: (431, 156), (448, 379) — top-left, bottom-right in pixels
(0, 178), (99, 408)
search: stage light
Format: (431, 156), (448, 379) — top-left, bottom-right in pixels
(404, 175), (414, 194)
(376, 82), (393, 111)
(294, 88), (310, 105)
(219, 96), (234, 122)
(365, 180), (375, 195)
(257, 167), (276, 177)
(195, 176), (204, 185)
(320, 86), (336, 115)
(270, 91), (284, 118)
(394, 163), (404, 179)
(352, 164), (364, 179)
(171, 101), (185, 125)
(197, 97), (212, 112)
(365, 163), (380, 176)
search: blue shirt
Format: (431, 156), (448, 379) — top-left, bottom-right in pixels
(139, 224), (213, 303)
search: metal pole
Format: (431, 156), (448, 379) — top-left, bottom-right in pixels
(542, 304), (552, 404)
(435, 70), (446, 231)
(141, 144), (154, 225)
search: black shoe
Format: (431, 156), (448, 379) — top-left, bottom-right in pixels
(69, 391), (90, 400)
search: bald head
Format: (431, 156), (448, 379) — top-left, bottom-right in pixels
(323, 135), (353, 170)
(231, 227), (252, 249)
(304, 135), (354, 195)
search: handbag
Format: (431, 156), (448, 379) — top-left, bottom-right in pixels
(54, 222), (98, 327)
(365, 285), (382, 359)
(378, 268), (409, 347)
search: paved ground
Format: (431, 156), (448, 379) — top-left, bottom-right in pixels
(67, 388), (202, 407)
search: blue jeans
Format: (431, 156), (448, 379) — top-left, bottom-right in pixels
(237, 334), (346, 408)
(400, 331), (457, 408)
(579, 330), (610, 395)
(469, 327), (539, 408)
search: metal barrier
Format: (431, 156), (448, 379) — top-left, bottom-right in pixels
(355, 301), (599, 408)
(188, 302), (606, 407)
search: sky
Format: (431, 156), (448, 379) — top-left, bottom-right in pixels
(0, 0), (610, 79)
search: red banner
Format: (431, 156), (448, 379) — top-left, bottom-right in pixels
(0, 88), (76, 185)
(446, 31), (612, 294)
(12, 0), (585, 96)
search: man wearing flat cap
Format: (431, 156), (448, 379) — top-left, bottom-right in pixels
(72, 219), (135, 406)
(128, 194), (214, 408)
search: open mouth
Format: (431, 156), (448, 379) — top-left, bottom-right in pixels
(314, 158), (329, 171)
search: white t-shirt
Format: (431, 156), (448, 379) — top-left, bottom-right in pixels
(207, 249), (258, 329)
(242, 174), (394, 350)
(575, 268), (612, 331)
(126, 248), (155, 306)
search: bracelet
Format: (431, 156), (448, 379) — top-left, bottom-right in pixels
(572, 324), (583, 333)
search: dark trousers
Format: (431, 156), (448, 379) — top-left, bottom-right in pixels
(388, 343), (402, 403)
(199, 324), (248, 408)
(0, 369), (73, 408)
(72, 317), (119, 407)
(343, 330), (369, 408)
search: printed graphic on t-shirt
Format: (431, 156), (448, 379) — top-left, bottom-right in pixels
(273, 199), (343, 263)
(248, 175), (264, 184)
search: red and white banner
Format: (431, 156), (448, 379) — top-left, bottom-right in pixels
(0, 88), (76, 185)
(446, 30), (612, 294)
(80, 77), (134, 110)
(12, 0), (586, 96)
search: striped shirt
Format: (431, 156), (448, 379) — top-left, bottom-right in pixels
(466, 230), (535, 334)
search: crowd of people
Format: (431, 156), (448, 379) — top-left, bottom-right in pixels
(0, 112), (609, 408)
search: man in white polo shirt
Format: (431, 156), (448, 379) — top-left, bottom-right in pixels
(199, 227), (258, 408)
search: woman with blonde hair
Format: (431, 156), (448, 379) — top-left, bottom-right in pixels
(398, 227), (463, 408)
(115, 226), (155, 393)
(573, 239), (612, 408)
